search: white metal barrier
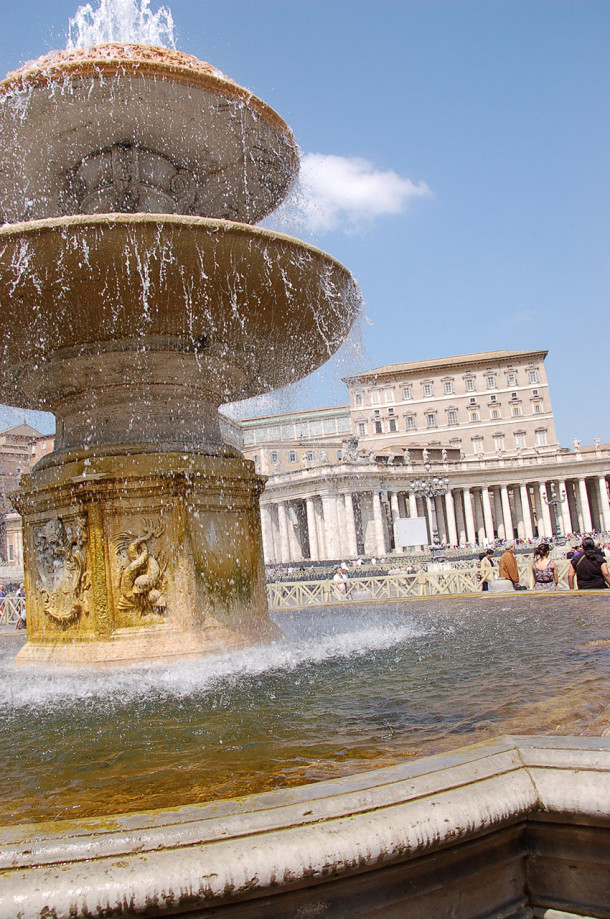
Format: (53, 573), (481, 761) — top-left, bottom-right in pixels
(267, 559), (573, 609)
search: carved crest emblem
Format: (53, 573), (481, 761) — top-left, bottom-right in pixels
(34, 515), (90, 625)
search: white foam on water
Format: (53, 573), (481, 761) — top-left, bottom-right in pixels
(0, 615), (424, 710)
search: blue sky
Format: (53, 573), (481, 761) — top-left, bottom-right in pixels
(0, 0), (609, 445)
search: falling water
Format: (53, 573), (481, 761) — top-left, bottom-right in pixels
(67, 0), (176, 49)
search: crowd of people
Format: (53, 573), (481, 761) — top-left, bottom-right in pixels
(478, 538), (610, 591)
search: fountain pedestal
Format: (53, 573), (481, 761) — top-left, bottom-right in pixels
(14, 449), (274, 666)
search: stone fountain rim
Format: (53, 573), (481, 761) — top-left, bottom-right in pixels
(0, 211), (357, 277)
(0, 734), (609, 918)
(0, 42), (297, 150)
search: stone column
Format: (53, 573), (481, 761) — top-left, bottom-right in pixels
(455, 492), (466, 546)
(598, 477), (610, 532)
(277, 501), (291, 563)
(463, 488), (477, 545)
(390, 491), (402, 553)
(500, 485), (513, 541)
(408, 492), (418, 519)
(481, 486), (495, 544)
(305, 497), (319, 561)
(577, 477), (593, 532)
(538, 483), (553, 539)
(321, 494), (340, 559)
(343, 493), (359, 558)
(557, 479), (572, 536)
(260, 504), (275, 564)
(371, 490), (387, 557)
(519, 484), (534, 540)
(444, 490), (459, 547)
(286, 505), (302, 561)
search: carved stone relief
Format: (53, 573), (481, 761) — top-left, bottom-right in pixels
(61, 143), (201, 215)
(113, 519), (168, 617)
(34, 515), (91, 626)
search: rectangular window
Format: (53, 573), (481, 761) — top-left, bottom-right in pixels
(323, 418), (336, 434)
(491, 408), (501, 419)
(243, 430), (256, 446)
(370, 390), (380, 405)
(388, 407), (395, 415)
(507, 372), (517, 387)
(320, 450), (328, 462)
(515, 433), (526, 449)
(465, 378), (476, 392)
(469, 410), (480, 422)
(295, 422), (308, 438)
(447, 410), (458, 425)
(337, 416), (350, 433)
(472, 439), (484, 454)
(375, 420), (383, 434)
(490, 394), (497, 402)
(268, 426), (280, 441)
(270, 451), (279, 463)
(309, 420), (322, 436)
(536, 429), (548, 446)
(385, 389), (395, 404)
(354, 392), (363, 406)
(288, 451), (297, 463)
(8, 545), (13, 561)
(512, 406), (522, 416)
(389, 419), (397, 432)
(402, 385), (412, 400)
(282, 423), (294, 439)
(305, 450), (314, 461)
(358, 423), (366, 436)
(534, 402), (543, 414)
(423, 383), (433, 398)
(493, 435), (505, 451)
(406, 416), (416, 430)
(528, 370), (539, 384)
(426, 412), (437, 427)
(486, 375), (496, 389)
(443, 380), (454, 395)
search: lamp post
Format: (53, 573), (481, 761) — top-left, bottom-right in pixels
(543, 482), (567, 546)
(410, 461), (450, 561)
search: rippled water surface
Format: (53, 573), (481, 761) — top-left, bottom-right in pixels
(1, 595), (609, 824)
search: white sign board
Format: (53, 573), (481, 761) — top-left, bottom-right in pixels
(395, 517), (428, 548)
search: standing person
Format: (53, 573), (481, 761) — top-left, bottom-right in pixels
(332, 565), (348, 596)
(479, 548), (495, 591)
(568, 536), (610, 590)
(532, 543), (558, 590)
(499, 541), (527, 590)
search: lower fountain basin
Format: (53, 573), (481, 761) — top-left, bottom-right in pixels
(2, 594), (609, 825)
(0, 214), (361, 428)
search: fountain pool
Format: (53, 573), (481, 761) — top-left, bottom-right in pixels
(2, 593), (609, 826)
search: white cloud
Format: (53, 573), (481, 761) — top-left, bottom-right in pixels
(272, 153), (430, 234)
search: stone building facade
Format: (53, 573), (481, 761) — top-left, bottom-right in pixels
(231, 350), (610, 563)
(0, 423), (54, 565)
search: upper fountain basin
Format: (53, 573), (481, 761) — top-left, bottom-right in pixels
(0, 43), (299, 225)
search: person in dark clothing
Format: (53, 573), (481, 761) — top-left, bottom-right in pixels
(568, 536), (610, 590)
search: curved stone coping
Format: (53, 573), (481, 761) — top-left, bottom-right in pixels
(0, 214), (361, 408)
(0, 735), (609, 917)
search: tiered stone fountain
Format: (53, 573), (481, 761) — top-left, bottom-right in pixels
(0, 43), (361, 665)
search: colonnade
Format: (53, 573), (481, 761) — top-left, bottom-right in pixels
(260, 473), (610, 564)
